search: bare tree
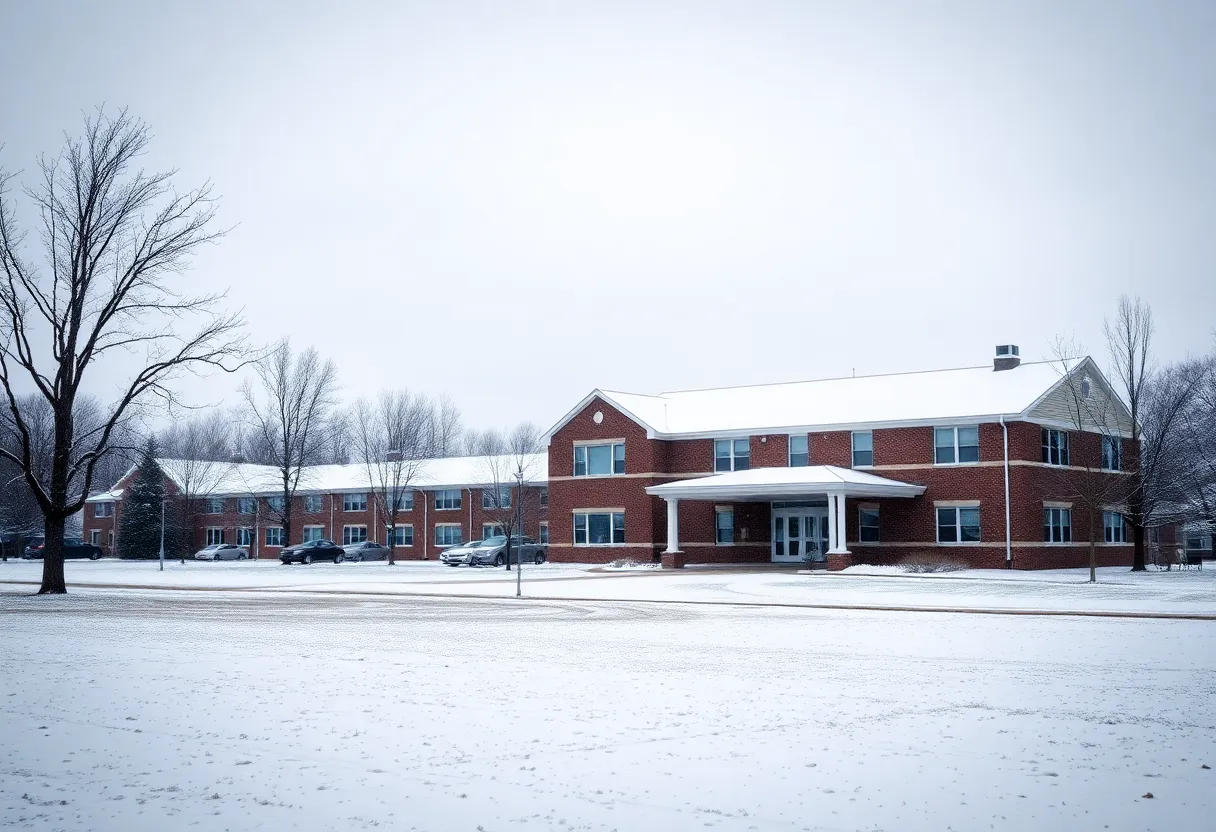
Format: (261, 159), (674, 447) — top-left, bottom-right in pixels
(427, 395), (463, 457)
(242, 340), (338, 549)
(159, 410), (235, 560)
(0, 110), (246, 593)
(353, 391), (431, 565)
(477, 422), (543, 571)
(1170, 351), (1216, 561)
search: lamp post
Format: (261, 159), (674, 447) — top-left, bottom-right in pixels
(515, 466), (524, 598)
(158, 498), (166, 572)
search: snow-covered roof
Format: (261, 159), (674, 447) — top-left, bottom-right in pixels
(86, 489), (123, 503)
(549, 360), (1087, 440)
(646, 466), (926, 501)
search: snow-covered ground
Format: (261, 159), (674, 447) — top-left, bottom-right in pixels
(2, 588), (1213, 831)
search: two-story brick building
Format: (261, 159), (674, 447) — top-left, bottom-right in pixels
(542, 347), (1137, 569)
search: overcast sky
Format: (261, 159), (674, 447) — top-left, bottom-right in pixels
(2, 0), (1213, 433)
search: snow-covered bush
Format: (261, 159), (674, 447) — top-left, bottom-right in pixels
(898, 553), (967, 573)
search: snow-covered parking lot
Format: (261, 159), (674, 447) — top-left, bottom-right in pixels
(2, 583), (1215, 831)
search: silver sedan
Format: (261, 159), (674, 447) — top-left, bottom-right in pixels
(194, 544), (249, 561)
(340, 541), (389, 562)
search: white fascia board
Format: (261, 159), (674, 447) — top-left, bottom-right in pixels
(1026, 416), (1136, 440)
(644, 482), (925, 501)
(649, 414), (1025, 441)
(538, 389), (659, 446)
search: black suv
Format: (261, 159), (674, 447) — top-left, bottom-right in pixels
(279, 539), (344, 564)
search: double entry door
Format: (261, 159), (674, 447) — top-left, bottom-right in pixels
(772, 508), (830, 563)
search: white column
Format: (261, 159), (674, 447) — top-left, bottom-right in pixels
(664, 498), (681, 553)
(827, 493), (851, 555)
(836, 493), (851, 554)
(826, 494), (840, 553)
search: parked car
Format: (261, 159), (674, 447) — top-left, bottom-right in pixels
(279, 539), (344, 564)
(340, 541), (389, 562)
(194, 543), (250, 561)
(22, 537), (103, 560)
(442, 535), (546, 567)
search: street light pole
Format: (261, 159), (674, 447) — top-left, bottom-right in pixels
(515, 466), (523, 598)
(158, 498), (165, 572)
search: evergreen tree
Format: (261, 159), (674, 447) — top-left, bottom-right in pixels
(117, 441), (173, 559)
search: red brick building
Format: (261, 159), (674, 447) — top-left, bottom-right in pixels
(542, 347), (1138, 570)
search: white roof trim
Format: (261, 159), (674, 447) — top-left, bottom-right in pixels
(645, 465), (926, 501)
(540, 389), (659, 445)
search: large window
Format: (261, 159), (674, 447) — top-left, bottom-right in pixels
(435, 524), (462, 547)
(206, 527), (224, 545)
(859, 507), (880, 543)
(573, 511), (625, 545)
(343, 493), (368, 512)
(714, 438), (750, 472)
(715, 508), (734, 544)
(574, 442), (625, 476)
(1103, 511), (1126, 543)
(392, 491), (414, 512)
(90, 529), (101, 545)
(1044, 507), (1073, 543)
(302, 526), (323, 543)
(936, 506), (980, 544)
(237, 527), (253, 547)
(482, 486), (512, 510)
(265, 527), (284, 547)
(1101, 437), (1123, 471)
(1042, 429), (1070, 466)
(934, 426), (980, 465)
(539, 487), (548, 507)
(93, 501), (114, 518)
(482, 523), (505, 539)
(852, 431), (873, 467)
(538, 522), (549, 544)
(343, 525), (368, 545)
(435, 489), (461, 511)
(304, 494), (324, 513)
(205, 498), (225, 515)
(237, 497), (255, 515)
(388, 525), (413, 546)
(789, 435), (809, 467)
(266, 496), (285, 514)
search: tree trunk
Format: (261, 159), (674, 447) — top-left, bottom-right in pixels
(1131, 522), (1146, 571)
(387, 514), (396, 566)
(1089, 508), (1097, 583)
(39, 513), (67, 594)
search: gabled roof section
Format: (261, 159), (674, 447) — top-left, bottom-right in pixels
(540, 389), (666, 444)
(1024, 356), (1134, 436)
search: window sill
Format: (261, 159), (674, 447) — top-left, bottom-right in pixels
(572, 473), (626, 479)
(935, 541), (982, 546)
(933, 461), (981, 468)
(433, 507), (461, 512)
(572, 543), (627, 547)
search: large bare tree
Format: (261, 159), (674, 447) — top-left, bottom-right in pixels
(427, 395), (463, 457)
(477, 422), (543, 571)
(0, 110), (245, 593)
(242, 339), (338, 549)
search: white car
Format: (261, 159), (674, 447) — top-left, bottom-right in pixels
(194, 543), (249, 561)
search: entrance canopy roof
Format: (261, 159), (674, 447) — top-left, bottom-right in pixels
(645, 465), (926, 502)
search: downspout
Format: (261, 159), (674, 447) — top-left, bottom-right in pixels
(373, 497), (378, 544)
(1000, 415), (1012, 568)
(329, 494), (335, 542)
(468, 487), (474, 542)
(423, 492), (429, 559)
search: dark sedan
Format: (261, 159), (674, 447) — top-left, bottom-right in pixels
(23, 538), (104, 560)
(279, 539), (344, 564)
(340, 541), (388, 562)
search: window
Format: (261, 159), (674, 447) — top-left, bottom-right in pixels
(265, 527), (284, 547)
(206, 527), (225, 546)
(482, 486), (512, 510)
(482, 523), (505, 539)
(90, 529), (101, 545)
(539, 487), (548, 507)
(715, 508), (734, 545)
(435, 525), (462, 547)
(936, 506), (980, 543)
(538, 522), (549, 544)
(574, 442), (625, 476)
(304, 494), (324, 513)
(205, 498), (225, 515)
(343, 525), (368, 545)
(789, 435), (809, 467)
(392, 491), (414, 512)
(434, 489), (461, 510)
(302, 526), (323, 543)
(237, 527), (252, 546)
(1043, 507), (1073, 543)
(237, 497), (255, 515)
(1042, 429), (1070, 466)
(852, 431), (873, 467)
(1103, 511), (1126, 543)
(343, 493), (368, 512)
(266, 496), (285, 513)
(1081, 376), (1092, 398)
(388, 525), (413, 546)
(93, 501), (114, 518)
(1101, 437), (1122, 471)
(859, 507), (880, 543)
(934, 426), (980, 465)
(714, 438), (750, 472)
(573, 511), (625, 545)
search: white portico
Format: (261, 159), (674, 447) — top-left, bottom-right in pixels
(646, 466), (926, 564)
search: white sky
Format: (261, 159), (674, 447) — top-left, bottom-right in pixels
(2, 0), (1213, 432)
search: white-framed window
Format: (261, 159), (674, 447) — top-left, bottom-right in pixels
(237, 527), (253, 546)
(538, 522), (549, 544)
(714, 438), (750, 472)
(343, 525), (368, 545)
(482, 486), (512, 510)
(1101, 437), (1122, 471)
(304, 494), (324, 513)
(539, 487), (548, 507)
(343, 493), (368, 512)
(237, 497), (255, 515)
(936, 506), (980, 544)
(388, 525), (413, 546)
(90, 529), (101, 545)
(434, 489), (461, 511)
(858, 506), (880, 543)
(715, 508), (734, 545)
(205, 498), (225, 515)
(1042, 428), (1070, 466)
(1043, 507), (1073, 543)
(265, 527), (284, 547)
(852, 431), (873, 467)
(93, 501), (114, 518)
(482, 523), (505, 539)
(1103, 511), (1126, 543)
(266, 496), (285, 514)
(205, 527), (225, 545)
(302, 526), (323, 543)
(573, 511), (625, 545)
(789, 435), (809, 467)
(391, 491), (414, 512)
(435, 524), (462, 547)
(934, 426), (980, 465)
(574, 442), (625, 476)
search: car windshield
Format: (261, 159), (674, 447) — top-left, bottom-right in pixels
(478, 536), (507, 547)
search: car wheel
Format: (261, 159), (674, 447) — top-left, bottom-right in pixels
(90, 552), (101, 560)
(238, 553), (247, 560)
(303, 554), (312, 565)
(535, 552), (545, 564)
(353, 554), (362, 563)
(495, 554), (505, 567)
(334, 555), (342, 564)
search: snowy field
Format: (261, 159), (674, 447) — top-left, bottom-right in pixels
(2, 587), (1215, 831)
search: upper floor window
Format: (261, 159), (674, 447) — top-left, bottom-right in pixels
(538, 487), (548, 507)
(789, 435), (809, 467)
(574, 442), (625, 476)
(205, 498), (225, 515)
(934, 426), (979, 465)
(715, 508), (734, 544)
(858, 507), (880, 543)
(1042, 429), (1070, 466)
(1044, 507), (1072, 543)
(714, 438), (750, 472)
(93, 501), (114, 518)
(851, 431), (873, 467)
(343, 493), (368, 512)
(1103, 511), (1126, 543)
(304, 494), (324, 513)
(237, 497), (256, 515)
(391, 491), (414, 512)
(266, 496), (285, 514)
(936, 506), (980, 544)
(573, 511), (625, 545)
(435, 489), (461, 511)
(1101, 437), (1122, 471)
(482, 485), (512, 510)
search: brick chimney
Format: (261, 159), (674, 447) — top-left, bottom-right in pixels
(993, 344), (1021, 371)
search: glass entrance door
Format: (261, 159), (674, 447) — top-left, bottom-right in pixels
(773, 509), (830, 563)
